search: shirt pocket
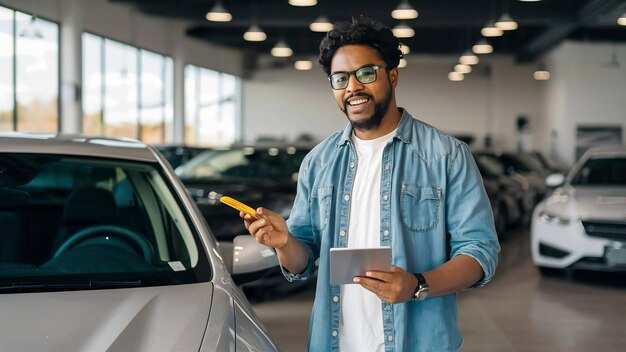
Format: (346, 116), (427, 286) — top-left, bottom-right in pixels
(311, 186), (333, 232)
(401, 184), (441, 232)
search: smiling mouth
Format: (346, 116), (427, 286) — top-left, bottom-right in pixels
(348, 98), (369, 106)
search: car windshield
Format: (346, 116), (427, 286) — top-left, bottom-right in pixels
(501, 153), (545, 173)
(0, 153), (210, 292)
(176, 147), (308, 181)
(570, 157), (626, 186)
(475, 155), (505, 176)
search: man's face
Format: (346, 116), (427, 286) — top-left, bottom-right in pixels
(329, 45), (398, 131)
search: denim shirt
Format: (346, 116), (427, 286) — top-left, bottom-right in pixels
(283, 109), (500, 352)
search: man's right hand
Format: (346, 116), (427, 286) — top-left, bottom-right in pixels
(241, 207), (290, 249)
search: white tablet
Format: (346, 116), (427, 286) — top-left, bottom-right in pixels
(329, 246), (392, 285)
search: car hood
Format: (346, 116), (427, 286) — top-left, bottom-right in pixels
(573, 186), (626, 221)
(0, 283), (213, 351)
(541, 186), (626, 222)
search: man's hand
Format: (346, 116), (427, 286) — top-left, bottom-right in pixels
(241, 207), (290, 249)
(354, 265), (418, 304)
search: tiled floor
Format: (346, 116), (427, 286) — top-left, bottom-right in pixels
(253, 228), (626, 351)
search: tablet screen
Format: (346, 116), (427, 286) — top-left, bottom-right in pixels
(329, 246), (391, 285)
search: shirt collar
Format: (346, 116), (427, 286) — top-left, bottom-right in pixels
(337, 108), (413, 147)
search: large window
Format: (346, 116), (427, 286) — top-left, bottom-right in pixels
(184, 65), (240, 146)
(0, 6), (59, 132)
(82, 33), (174, 144)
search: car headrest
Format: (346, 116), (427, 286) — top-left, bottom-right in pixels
(0, 187), (30, 210)
(64, 187), (118, 224)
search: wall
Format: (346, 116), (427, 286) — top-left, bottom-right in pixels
(243, 54), (543, 151)
(542, 42), (626, 165)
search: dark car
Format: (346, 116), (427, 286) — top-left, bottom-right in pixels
(475, 151), (548, 203)
(474, 153), (528, 237)
(175, 143), (313, 299)
(175, 144), (311, 241)
(154, 144), (206, 169)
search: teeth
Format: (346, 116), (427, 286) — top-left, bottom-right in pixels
(349, 98), (368, 106)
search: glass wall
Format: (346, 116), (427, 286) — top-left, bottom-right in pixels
(0, 6), (59, 132)
(184, 64), (240, 146)
(82, 33), (173, 144)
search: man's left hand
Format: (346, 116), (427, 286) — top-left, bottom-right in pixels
(354, 265), (418, 304)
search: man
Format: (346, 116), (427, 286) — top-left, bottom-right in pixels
(242, 17), (500, 352)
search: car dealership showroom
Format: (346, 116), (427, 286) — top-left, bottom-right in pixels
(1, 0), (625, 351)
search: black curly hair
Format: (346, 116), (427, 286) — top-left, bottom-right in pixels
(318, 16), (403, 76)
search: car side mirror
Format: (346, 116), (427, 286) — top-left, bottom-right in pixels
(230, 235), (279, 286)
(545, 173), (565, 188)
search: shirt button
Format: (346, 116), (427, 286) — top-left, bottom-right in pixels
(350, 162), (355, 169)
(339, 230), (346, 237)
(385, 163), (391, 170)
(344, 194), (350, 201)
(383, 230), (389, 237)
(387, 335), (393, 342)
(383, 194), (389, 201)
(333, 295), (339, 303)
(332, 330), (338, 337)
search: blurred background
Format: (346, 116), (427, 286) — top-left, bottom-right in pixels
(1, 1), (625, 351)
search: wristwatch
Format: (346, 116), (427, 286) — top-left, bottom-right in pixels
(412, 273), (430, 301)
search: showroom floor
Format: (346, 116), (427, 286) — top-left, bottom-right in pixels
(253, 227), (626, 352)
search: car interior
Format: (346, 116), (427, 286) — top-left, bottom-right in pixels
(0, 153), (211, 290)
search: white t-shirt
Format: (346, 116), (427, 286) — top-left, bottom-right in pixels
(339, 129), (395, 352)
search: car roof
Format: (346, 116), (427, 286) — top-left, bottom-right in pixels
(0, 132), (158, 162)
(584, 145), (626, 158)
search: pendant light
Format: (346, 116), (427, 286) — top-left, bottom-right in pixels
(459, 50), (479, 65)
(391, 1), (418, 20)
(392, 23), (415, 38)
(244, 24), (266, 41)
(472, 39), (493, 54)
(271, 40), (293, 57)
(289, 0), (317, 6)
(310, 16), (333, 32)
(448, 72), (464, 81)
(495, 13), (518, 30)
(206, 1), (232, 22)
(294, 60), (313, 70)
(481, 21), (503, 37)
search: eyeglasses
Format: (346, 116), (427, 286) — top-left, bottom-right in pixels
(328, 65), (387, 90)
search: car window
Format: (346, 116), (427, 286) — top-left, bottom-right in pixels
(475, 155), (505, 176)
(176, 147), (308, 181)
(0, 153), (211, 292)
(570, 157), (626, 186)
(501, 153), (544, 173)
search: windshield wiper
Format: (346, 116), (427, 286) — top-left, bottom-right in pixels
(0, 280), (143, 293)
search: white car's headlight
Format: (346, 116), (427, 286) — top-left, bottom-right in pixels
(539, 210), (570, 225)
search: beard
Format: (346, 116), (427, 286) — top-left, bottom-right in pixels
(343, 86), (392, 132)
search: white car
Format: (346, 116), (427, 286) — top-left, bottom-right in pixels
(0, 133), (279, 351)
(531, 145), (626, 273)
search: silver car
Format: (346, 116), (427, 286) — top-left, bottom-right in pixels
(0, 133), (279, 351)
(531, 145), (626, 274)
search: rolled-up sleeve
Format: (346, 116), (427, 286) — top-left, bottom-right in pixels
(282, 155), (320, 281)
(446, 143), (500, 287)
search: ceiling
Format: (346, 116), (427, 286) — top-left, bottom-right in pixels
(112, 0), (626, 71)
